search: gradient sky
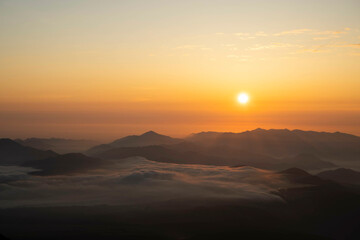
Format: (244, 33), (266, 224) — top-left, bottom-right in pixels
(0, 0), (359, 140)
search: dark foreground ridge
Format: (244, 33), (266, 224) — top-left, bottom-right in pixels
(0, 168), (359, 239)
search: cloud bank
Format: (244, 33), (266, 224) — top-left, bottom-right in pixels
(0, 157), (297, 208)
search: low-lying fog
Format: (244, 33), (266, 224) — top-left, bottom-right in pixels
(0, 157), (296, 208)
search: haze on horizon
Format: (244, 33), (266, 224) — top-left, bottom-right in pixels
(0, 0), (360, 140)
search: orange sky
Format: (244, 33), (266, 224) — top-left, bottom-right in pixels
(0, 0), (359, 140)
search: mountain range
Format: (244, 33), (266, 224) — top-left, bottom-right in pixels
(0, 139), (103, 175)
(84, 129), (360, 171)
(86, 131), (182, 155)
(1, 128), (359, 175)
(186, 129), (360, 161)
(317, 168), (360, 185)
(16, 138), (99, 154)
(1, 129), (360, 239)
(0, 138), (57, 165)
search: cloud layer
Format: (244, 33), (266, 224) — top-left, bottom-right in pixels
(0, 157), (294, 208)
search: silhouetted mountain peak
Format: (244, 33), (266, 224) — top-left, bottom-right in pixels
(280, 168), (312, 177)
(0, 138), (20, 146)
(279, 168), (326, 185)
(111, 131), (175, 144)
(15, 138), (99, 154)
(1, 138), (56, 153)
(188, 129), (360, 161)
(328, 168), (355, 174)
(86, 131), (182, 156)
(317, 168), (360, 185)
(0, 138), (58, 165)
(141, 130), (161, 137)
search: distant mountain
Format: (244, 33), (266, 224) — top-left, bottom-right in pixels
(278, 153), (337, 171)
(86, 131), (182, 156)
(0, 138), (106, 175)
(279, 168), (327, 185)
(90, 131), (343, 171)
(317, 168), (360, 185)
(0, 138), (58, 165)
(187, 129), (360, 161)
(16, 138), (99, 154)
(22, 153), (107, 176)
(84, 129), (360, 171)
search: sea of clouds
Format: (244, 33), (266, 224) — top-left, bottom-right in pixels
(0, 157), (295, 208)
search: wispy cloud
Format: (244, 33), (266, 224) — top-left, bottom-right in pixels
(315, 31), (343, 35)
(292, 42), (360, 54)
(248, 43), (302, 51)
(234, 32), (250, 36)
(172, 28), (356, 59)
(296, 48), (329, 54)
(274, 28), (350, 37)
(274, 29), (313, 36)
(344, 43), (360, 48)
(175, 45), (203, 49)
(255, 31), (268, 37)
(313, 36), (340, 41)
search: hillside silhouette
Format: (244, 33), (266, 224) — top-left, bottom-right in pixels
(1, 129), (360, 239)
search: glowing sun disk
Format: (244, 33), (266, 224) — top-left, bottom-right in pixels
(237, 93), (249, 104)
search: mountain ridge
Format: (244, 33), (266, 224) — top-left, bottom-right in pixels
(16, 138), (99, 154)
(0, 138), (58, 165)
(186, 128), (360, 161)
(317, 168), (360, 185)
(86, 131), (182, 155)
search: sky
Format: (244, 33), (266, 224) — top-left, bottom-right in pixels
(0, 0), (359, 140)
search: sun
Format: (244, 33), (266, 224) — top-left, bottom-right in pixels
(237, 93), (249, 104)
